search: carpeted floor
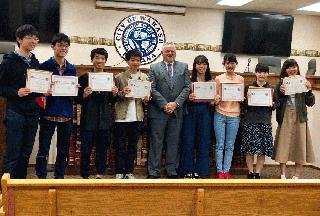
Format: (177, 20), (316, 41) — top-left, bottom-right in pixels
(26, 165), (320, 179)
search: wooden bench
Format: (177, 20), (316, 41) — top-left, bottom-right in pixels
(1, 173), (320, 216)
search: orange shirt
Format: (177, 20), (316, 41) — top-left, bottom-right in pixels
(215, 73), (244, 117)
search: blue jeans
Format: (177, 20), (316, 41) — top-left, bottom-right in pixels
(3, 109), (39, 179)
(214, 112), (240, 173)
(35, 118), (72, 179)
(181, 103), (212, 177)
(80, 129), (110, 178)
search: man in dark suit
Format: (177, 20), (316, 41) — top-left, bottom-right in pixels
(147, 42), (191, 178)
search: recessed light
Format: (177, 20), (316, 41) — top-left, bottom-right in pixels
(298, 2), (320, 12)
(217, 0), (253, 7)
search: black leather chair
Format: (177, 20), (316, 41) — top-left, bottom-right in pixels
(258, 56), (281, 74)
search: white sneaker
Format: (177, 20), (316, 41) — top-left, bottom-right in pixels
(292, 176), (299, 179)
(115, 174), (124, 179)
(280, 174), (286, 179)
(125, 173), (135, 179)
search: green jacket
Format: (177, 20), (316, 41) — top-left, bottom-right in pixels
(275, 80), (315, 126)
(114, 70), (148, 121)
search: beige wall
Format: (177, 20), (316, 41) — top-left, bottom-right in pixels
(30, 0), (320, 167)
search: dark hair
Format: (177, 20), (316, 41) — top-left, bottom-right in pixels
(191, 55), (212, 82)
(15, 24), (39, 47)
(90, 48), (108, 61)
(222, 53), (238, 64)
(125, 49), (142, 61)
(255, 63), (269, 73)
(51, 33), (70, 46)
(280, 59), (300, 78)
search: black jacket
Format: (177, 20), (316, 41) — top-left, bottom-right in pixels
(275, 80), (315, 126)
(77, 73), (115, 130)
(0, 52), (40, 116)
(242, 82), (275, 125)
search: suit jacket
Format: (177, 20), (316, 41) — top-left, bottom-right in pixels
(148, 61), (191, 119)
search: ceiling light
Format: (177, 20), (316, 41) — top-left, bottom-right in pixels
(217, 0), (253, 7)
(297, 2), (320, 12)
(96, 1), (186, 15)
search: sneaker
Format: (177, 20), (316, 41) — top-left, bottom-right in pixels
(115, 174), (124, 179)
(247, 172), (255, 179)
(224, 172), (232, 179)
(292, 176), (299, 180)
(95, 174), (103, 179)
(184, 173), (193, 179)
(125, 173), (135, 179)
(280, 174), (286, 179)
(216, 172), (224, 179)
(193, 173), (200, 179)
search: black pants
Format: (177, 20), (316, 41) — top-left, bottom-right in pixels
(114, 121), (140, 174)
(80, 129), (110, 178)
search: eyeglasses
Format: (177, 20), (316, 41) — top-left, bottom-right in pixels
(56, 43), (70, 48)
(24, 36), (40, 42)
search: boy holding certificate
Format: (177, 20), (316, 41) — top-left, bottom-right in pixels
(241, 63), (275, 179)
(114, 49), (149, 179)
(35, 33), (77, 179)
(78, 48), (118, 179)
(214, 53), (244, 179)
(0, 24), (40, 178)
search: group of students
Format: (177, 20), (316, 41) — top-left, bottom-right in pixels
(0, 24), (315, 180)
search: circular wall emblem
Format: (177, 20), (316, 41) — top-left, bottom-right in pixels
(114, 14), (166, 65)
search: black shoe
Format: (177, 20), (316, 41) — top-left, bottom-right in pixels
(167, 174), (178, 179)
(247, 172), (255, 179)
(254, 173), (261, 179)
(146, 175), (160, 179)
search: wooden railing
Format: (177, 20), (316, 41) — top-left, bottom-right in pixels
(1, 173), (320, 215)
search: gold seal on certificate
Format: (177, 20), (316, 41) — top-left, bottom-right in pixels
(26, 69), (52, 93)
(193, 82), (215, 100)
(88, 72), (113, 91)
(283, 75), (308, 95)
(126, 80), (151, 98)
(52, 75), (78, 96)
(221, 83), (244, 101)
(247, 87), (273, 106)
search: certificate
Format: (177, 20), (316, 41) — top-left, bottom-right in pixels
(26, 69), (52, 93)
(88, 72), (113, 91)
(193, 82), (215, 100)
(247, 87), (273, 106)
(283, 76), (308, 95)
(52, 75), (78, 96)
(126, 80), (151, 98)
(221, 83), (244, 101)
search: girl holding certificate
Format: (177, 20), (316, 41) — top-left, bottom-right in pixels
(181, 55), (213, 179)
(273, 59), (315, 179)
(214, 53), (244, 179)
(241, 63), (274, 179)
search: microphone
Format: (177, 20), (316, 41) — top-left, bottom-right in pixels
(244, 58), (251, 73)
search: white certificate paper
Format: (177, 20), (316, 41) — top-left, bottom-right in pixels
(126, 80), (151, 98)
(247, 88), (273, 107)
(193, 82), (215, 100)
(52, 75), (78, 96)
(283, 76), (308, 95)
(221, 83), (244, 101)
(88, 72), (113, 91)
(26, 69), (52, 93)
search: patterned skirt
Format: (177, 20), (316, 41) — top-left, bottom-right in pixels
(241, 123), (273, 157)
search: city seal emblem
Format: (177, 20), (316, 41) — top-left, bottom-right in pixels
(114, 14), (166, 65)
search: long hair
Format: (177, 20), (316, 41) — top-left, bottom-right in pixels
(280, 59), (300, 78)
(191, 55), (212, 82)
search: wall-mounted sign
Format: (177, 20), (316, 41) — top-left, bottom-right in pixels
(114, 14), (166, 65)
